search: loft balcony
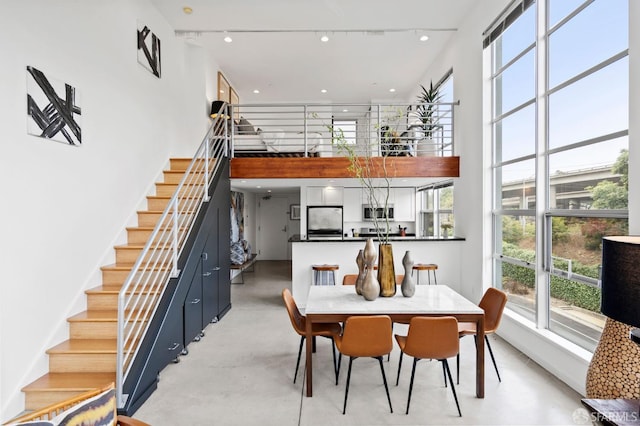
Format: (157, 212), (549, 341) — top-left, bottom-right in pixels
(216, 102), (460, 180)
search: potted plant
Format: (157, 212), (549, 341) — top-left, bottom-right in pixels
(441, 222), (453, 238)
(413, 81), (443, 156)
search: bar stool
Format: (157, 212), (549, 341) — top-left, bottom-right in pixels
(312, 264), (339, 285)
(412, 263), (438, 285)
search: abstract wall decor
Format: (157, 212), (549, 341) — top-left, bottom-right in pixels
(137, 23), (161, 78)
(231, 191), (245, 243)
(26, 66), (82, 146)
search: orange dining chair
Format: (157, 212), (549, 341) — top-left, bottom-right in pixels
(342, 274), (358, 285)
(456, 287), (508, 384)
(395, 316), (461, 416)
(282, 288), (342, 384)
(334, 315), (394, 414)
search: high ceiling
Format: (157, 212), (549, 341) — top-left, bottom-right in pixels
(149, 0), (491, 193)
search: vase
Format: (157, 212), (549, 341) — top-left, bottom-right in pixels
(355, 249), (365, 295)
(361, 265), (380, 301)
(585, 317), (640, 398)
(377, 243), (396, 297)
(401, 250), (415, 297)
(363, 238), (376, 267)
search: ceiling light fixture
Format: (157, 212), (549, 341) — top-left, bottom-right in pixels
(253, 89), (260, 94)
(389, 88), (396, 93)
(321, 89), (327, 93)
(182, 6), (193, 14)
(320, 35), (329, 42)
(420, 35), (429, 41)
(224, 35), (232, 43)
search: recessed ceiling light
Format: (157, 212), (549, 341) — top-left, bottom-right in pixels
(321, 89), (327, 93)
(320, 35), (329, 42)
(389, 88), (396, 93)
(420, 35), (429, 42)
(253, 89), (260, 94)
(342, 109), (348, 112)
(183, 6), (193, 14)
(256, 185), (262, 189)
(224, 35), (232, 43)
(241, 180), (247, 183)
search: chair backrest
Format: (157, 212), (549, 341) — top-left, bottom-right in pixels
(478, 287), (508, 333)
(282, 288), (305, 335)
(342, 274), (358, 285)
(339, 315), (393, 357)
(403, 316), (459, 360)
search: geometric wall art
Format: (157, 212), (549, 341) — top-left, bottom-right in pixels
(26, 66), (82, 146)
(137, 23), (161, 78)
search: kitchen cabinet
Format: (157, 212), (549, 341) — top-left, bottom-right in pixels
(307, 186), (343, 205)
(392, 187), (416, 221)
(343, 188), (363, 221)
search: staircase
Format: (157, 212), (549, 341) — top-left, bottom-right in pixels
(20, 158), (198, 411)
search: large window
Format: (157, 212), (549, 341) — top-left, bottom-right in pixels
(419, 181), (454, 238)
(488, 0), (628, 351)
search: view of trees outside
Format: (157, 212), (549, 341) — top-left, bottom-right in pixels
(489, 0), (628, 351)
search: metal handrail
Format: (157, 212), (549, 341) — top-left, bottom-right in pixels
(115, 110), (228, 408)
(228, 102), (458, 158)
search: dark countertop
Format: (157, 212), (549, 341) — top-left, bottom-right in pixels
(289, 235), (464, 242)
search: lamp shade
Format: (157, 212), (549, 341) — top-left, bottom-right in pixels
(600, 236), (640, 328)
(210, 100), (228, 118)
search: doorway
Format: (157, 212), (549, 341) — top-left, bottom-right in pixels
(257, 195), (289, 260)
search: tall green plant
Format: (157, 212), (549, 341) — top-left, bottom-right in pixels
(414, 81), (443, 137)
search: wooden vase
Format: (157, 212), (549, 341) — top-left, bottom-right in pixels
(377, 243), (396, 297)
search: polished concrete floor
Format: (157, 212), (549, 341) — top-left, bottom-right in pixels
(134, 261), (587, 425)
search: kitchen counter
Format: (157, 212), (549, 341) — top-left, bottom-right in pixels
(289, 235), (464, 242)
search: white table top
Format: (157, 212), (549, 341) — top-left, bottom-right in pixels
(305, 285), (483, 316)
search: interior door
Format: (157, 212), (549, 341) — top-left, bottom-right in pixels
(257, 196), (289, 260)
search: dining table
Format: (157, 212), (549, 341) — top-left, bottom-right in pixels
(304, 284), (486, 398)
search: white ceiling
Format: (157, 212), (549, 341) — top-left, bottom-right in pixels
(149, 0), (484, 193)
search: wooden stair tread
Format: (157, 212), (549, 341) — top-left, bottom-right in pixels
(22, 373), (116, 392)
(68, 310), (148, 321)
(47, 339), (117, 354)
(85, 284), (160, 294)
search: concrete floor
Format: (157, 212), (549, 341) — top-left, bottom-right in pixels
(134, 261), (588, 425)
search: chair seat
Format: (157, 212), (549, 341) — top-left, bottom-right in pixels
(312, 322), (342, 337)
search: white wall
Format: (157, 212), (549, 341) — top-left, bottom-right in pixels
(0, 0), (210, 419)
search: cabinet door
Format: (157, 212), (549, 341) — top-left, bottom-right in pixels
(183, 258), (203, 345)
(393, 188), (416, 221)
(202, 215), (220, 327)
(323, 187), (343, 205)
(307, 187), (324, 205)
(343, 188), (362, 221)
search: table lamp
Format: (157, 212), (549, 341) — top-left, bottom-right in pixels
(210, 100), (230, 119)
(586, 236), (640, 399)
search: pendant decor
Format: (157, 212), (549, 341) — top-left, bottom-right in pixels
(361, 238), (379, 301)
(401, 250), (415, 297)
(355, 249), (365, 295)
(377, 243), (396, 297)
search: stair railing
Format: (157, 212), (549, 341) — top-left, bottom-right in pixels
(115, 108), (229, 408)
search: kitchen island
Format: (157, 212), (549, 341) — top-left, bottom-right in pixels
(291, 236), (464, 307)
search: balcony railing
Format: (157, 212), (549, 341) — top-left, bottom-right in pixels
(224, 102), (457, 158)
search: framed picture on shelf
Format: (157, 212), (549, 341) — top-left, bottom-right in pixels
(217, 71), (230, 102)
(230, 87), (239, 120)
(290, 204), (300, 220)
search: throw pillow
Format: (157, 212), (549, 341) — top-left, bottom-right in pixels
(236, 117), (258, 135)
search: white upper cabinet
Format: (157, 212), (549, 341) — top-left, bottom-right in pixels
(343, 188), (363, 221)
(307, 186), (344, 205)
(392, 187), (416, 221)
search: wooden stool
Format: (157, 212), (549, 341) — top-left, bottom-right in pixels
(413, 263), (438, 285)
(312, 264), (339, 285)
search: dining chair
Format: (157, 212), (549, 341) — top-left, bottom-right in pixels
(281, 288), (341, 384)
(342, 274), (404, 285)
(334, 315), (394, 414)
(394, 316), (461, 416)
(456, 287), (508, 384)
